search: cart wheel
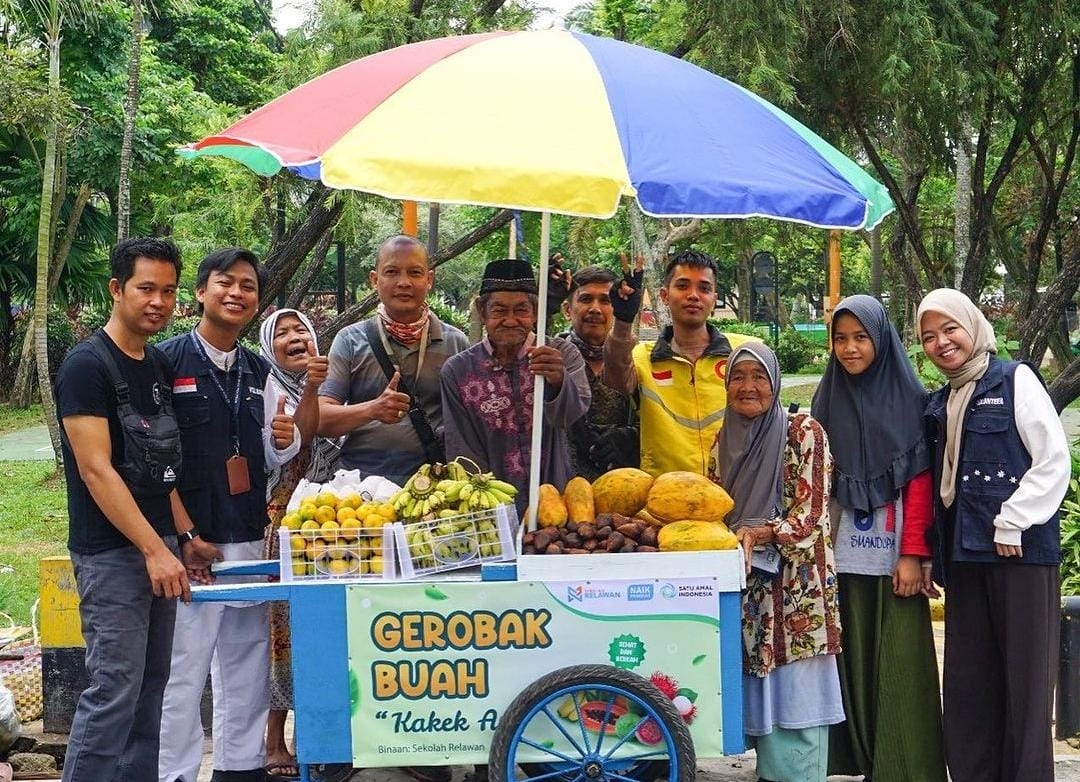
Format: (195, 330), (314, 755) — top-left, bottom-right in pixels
(489, 664), (694, 782)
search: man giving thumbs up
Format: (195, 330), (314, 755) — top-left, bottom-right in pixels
(317, 235), (469, 485)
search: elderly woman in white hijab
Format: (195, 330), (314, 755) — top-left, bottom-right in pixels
(918, 289), (1069, 782)
(258, 307), (335, 778)
(710, 341), (843, 782)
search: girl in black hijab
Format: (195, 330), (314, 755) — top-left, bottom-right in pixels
(811, 295), (945, 782)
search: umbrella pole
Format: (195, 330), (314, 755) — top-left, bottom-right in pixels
(526, 211), (551, 532)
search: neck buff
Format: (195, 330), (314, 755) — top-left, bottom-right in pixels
(377, 302), (429, 345)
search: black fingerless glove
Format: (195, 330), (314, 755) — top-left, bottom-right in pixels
(546, 253), (571, 317)
(610, 269), (644, 323)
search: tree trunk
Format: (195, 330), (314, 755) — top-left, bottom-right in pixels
(953, 117), (972, 289)
(628, 204), (699, 329)
(317, 208), (516, 349)
(12, 181), (92, 406)
(282, 232), (334, 312)
(869, 225), (883, 298)
(0, 288), (13, 394)
(33, 30), (63, 470)
(116, 0), (143, 242)
(1049, 356), (1080, 413)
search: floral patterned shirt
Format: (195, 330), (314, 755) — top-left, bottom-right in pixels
(741, 412), (842, 677)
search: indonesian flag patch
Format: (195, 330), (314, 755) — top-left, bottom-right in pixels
(172, 377), (198, 394)
(651, 369), (674, 386)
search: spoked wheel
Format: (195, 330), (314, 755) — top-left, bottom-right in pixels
(489, 664), (694, 782)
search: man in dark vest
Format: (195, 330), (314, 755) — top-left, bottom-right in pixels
(156, 248), (298, 782)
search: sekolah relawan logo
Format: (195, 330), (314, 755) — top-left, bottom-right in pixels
(566, 584), (624, 603)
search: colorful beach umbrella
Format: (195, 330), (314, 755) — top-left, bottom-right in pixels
(180, 29), (893, 230)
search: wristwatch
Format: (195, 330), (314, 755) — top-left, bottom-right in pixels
(178, 528), (200, 545)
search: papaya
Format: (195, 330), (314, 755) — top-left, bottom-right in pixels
(646, 471), (734, 524)
(563, 476), (596, 524)
(657, 520), (739, 552)
(592, 468), (654, 517)
(537, 483), (569, 528)
(634, 508), (664, 528)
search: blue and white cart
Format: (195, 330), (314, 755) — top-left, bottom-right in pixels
(194, 550), (746, 782)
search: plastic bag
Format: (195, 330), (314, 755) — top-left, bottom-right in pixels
(0, 682), (19, 753)
(286, 470), (401, 510)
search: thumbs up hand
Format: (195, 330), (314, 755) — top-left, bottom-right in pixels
(368, 370), (412, 424)
(303, 338), (329, 388)
(271, 394), (296, 449)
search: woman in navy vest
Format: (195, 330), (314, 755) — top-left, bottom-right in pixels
(918, 289), (1069, 782)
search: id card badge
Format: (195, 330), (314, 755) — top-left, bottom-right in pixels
(225, 455), (251, 495)
(751, 545), (781, 576)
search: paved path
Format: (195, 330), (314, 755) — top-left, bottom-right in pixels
(0, 424), (54, 461)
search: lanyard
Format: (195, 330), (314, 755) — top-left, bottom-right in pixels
(375, 317), (429, 378)
(189, 331), (243, 454)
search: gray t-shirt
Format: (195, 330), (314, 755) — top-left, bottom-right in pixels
(832, 495), (904, 576)
(320, 314), (469, 484)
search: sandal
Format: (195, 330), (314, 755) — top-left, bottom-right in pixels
(265, 760), (300, 779)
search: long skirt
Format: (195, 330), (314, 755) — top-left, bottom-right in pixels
(263, 513), (294, 710)
(828, 573), (946, 782)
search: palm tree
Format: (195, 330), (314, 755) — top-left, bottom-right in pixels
(8, 0), (99, 469)
(116, 0), (143, 242)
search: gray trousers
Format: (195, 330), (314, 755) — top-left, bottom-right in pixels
(62, 540), (179, 782)
(943, 561), (1059, 782)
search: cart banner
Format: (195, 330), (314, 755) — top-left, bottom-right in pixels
(345, 578), (726, 766)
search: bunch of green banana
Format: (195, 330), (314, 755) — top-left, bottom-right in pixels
(390, 465), (449, 520)
(476, 518), (503, 558)
(457, 474), (518, 513)
(405, 526), (437, 569)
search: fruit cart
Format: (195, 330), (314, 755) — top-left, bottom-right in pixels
(193, 544), (746, 782)
(179, 26), (895, 782)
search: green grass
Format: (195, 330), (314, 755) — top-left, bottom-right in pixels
(0, 461), (68, 627)
(779, 384), (818, 412)
(0, 403), (44, 434)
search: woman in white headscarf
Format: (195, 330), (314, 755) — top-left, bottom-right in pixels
(918, 289), (1069, 782)
(712, 341), (843, 782)
(258, 308), (336, 778)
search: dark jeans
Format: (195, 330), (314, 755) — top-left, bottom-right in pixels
(62, 539), (179, 782)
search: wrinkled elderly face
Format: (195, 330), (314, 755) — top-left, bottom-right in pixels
(483, 292), (536, 354)
(726, 359), (774, 419)
(271, 314), (313, 373)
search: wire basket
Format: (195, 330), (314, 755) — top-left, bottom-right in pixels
(394, 503), (518, 578)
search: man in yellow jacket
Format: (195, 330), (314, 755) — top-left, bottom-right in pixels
(603, 249), (757, 477)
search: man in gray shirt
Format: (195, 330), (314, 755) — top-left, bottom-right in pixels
(319, 235), (469, 486)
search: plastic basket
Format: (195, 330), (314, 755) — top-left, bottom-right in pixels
(277, 522), (396, 582)
(394, 503), (519, 578)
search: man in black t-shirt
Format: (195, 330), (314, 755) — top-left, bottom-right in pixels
(56, 238), (219, 782)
